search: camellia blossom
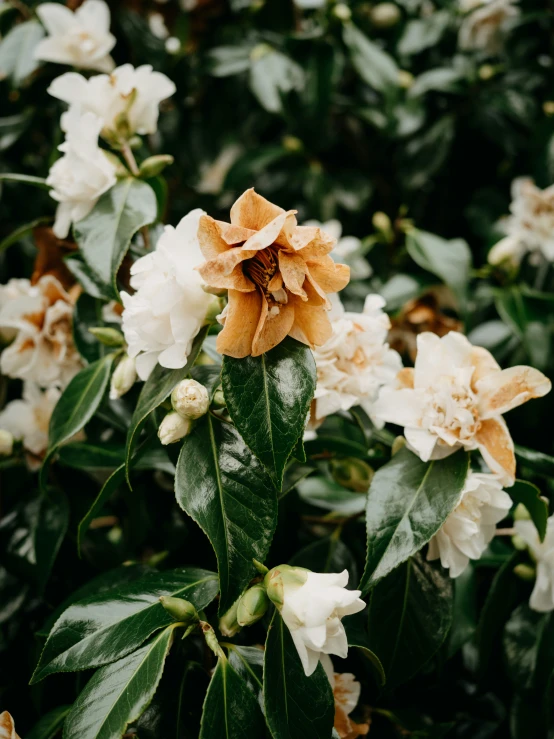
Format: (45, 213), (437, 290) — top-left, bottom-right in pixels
(197, 189), (350, 358)
(0, 383), (61, 459)
(427, 472), (512, 577)
(458, 0), (519, 53)
(47, 108), (117, 239)
(121, 209), (214, 380)
(514, 516), (554, 612)
(304, 219), (371, 280)
(34, 0), (116, 73)
(489, 178), (554, 267)
(265, 565), (365, 677)
(0, 711), (20, 739)
(48, 64), (176, 137)
(312, 294), (402, 425)
(372, 331), (551, 486)
(320, 656), (370, 738)
(0, 275), (82, 388)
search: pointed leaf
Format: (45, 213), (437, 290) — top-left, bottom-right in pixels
(175, 414), (277, 613)
(63, 625), (177, 739)
(0, 20), (44, 85)
(406, 229), (471, 302)
(504, 604), (554, 691)
(31, 568), (218, 682)
(359, 447), (469, 592)
(264, 611), (335, 739)
(77, 464), (125, 556)
(27, 706), (71, 739)
(509, 479), (549, 542)
(344, 612), (385, 686)
(342, 22), (399, 92)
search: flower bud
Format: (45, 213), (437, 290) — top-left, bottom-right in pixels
(0, 429), (13, 456)
(391, 435), (407, 456)
(512, 533), (528, 551)
(372, 211), (392, 234)
(158, 412), (192, 445)
(201, 621), (225, 658)
(139, 154), (174, 179)
(544, 101), (554, 116)
(110, 355), (137, 400)
(331, 458), (374, 493)
(283, 135), (303, 153)
(513, 563), (536, 582)
(212, 388), (226, 408)
(333, 3), (352, 21)
(370, 2), (401, 28)
(160, 596), (199, 624)
(513, 503), (531, 521)
(264, 565), (309, 609)
(89, 327), (126, 347)
(166, 37), (181, 54)
(478, 64), (496, 81)
(171, 379), (209, 420)
(237, 584), (270, 627)
(219, 598), (241, 637)
(398, 70), (414, 89)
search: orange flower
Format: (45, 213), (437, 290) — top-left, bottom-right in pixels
(0, 712), (20, 739)
(197, 189), (350, 357)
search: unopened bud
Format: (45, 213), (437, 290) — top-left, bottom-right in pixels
(478, 64), (495, 81)
(0, 429), (13, 456)
(512, 533), (527, 551)
(283, 135), (303, 153)
(160, 596), (199, 624)
(264, 565), (308, 609)
(331, 457), (374, 492)
(371, 2), (401, 27)
(391, 435), (407, 456)
(544, 101), (554, 116)
(219, 599), (241, 637)
(333, 3), (352, 21)
(237, 584), (270, 627)
(139, 154), (174, 179)
(212, 388), (226, 408)
(398, 70), (414, 89)
(158, 411), (192, 445)
(200, 621), (225, 659)
(513, 503), (531, 521)
(110, 355), (137, 400)
(372, 211), (392, 233)
(89, 327), (125, 347)
(171, 379), (209, 420)
(165, 37), (181, 54)
(513, 563), (536, 582)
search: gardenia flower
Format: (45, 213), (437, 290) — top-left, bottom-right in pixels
(304, 219), (371, 280)
(0, 712), (20, 739)
(48, 64), (176, 137)
(121, 209), (214, 380)
(514, 516), (554, 612)
(265, 565), (365, 677)
(312, 294), (402, 425)
(489, 178), (554, 266)
(320, 656), (370, 739)
(459, 0), (519, 53)
(427, 472), (512, 577)
(197, 189), (350, 358)
(372, 331), (551, 486)
(0, 383), (61, 458)
(0, 276), (82, 388)
(47, 108), (117, 239)
(34, 0), (115, 73)
(0, 279), (31, 342)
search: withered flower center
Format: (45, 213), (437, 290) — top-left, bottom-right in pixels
(243, 245), (279, 293)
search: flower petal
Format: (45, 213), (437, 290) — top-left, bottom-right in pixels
(0, 711), (20, 739)
(251, 296), (295, 356)
(230, 188), (285, 230)
(306, 256), (350, 294)
(289, 298), (332, 348)
(278, 251), (307, 298)
(216, 289), (262, 358)
(36, 3), (75, 35)
(477, 365), (551, 418)
(469, 345), (501, 386)
(197, 254), (256, 292)
(474, 416), (516, 486)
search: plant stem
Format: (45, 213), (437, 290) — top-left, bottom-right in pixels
(119, 140), (151, 250)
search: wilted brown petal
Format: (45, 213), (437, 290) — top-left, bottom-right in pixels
(230, 188), (284, 230)
(477, 365), (552, 418)
(475, 416), (516, 484)
(0, 712), (20, 739)
(216, 289), (262, 358)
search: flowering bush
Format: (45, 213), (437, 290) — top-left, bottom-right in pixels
(2, 0), (554, 737)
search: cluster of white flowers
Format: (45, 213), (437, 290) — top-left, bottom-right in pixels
(311, 294), (402, 426)
(459, 0), (519, 53)
(0, 383), (61, 463)
(489, 178), (554, 267)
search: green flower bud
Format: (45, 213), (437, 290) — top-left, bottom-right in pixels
(330, 457), (374, 493)
(512, 533), (527, 551)
(513, 503), (531, 522)
(237, 584), (270, 627)
(200, 621), (225, 659)
(513, 563), (536, 582)
(139, 154), (174, 179)
(219, 598), (241, 637)
(372, 211), (392, 234)
(88, 327), (126, 347)
(212, 388), (226, 408)
(370, 2), (401, 28)
(398, 70), (414, 89)
(159, 596), (199, 624)
(264, 565), (309, 609)
(391, 435), (407, 456)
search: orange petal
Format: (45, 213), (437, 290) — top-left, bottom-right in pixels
(0, 712), (20, 739)
(304, 279), (328, 307)
(475, 416), (516, 485)
(197, 257), (255, 292)
(289, 297), (332, 348)
(278, 251), (307, 299)
(241, 212), (289, 252)
(307, 256), (350, 294)
(216, 289), (262, 358)
(197, 215), (230, 260)
(477, 365), (552, 418)
(216, 221), (256, 245)
(230, 188), (285, 230)
(252, 299), (295, 356)
(470, 346), (501, 389)
(295, 227), (337, 259)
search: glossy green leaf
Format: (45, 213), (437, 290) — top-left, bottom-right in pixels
(297, 476), (367, 516)
(226, 645), (264, 696)
(290, 533), (358, 584)
(199, 657), (265, 738)
(222, 337), (316, 484)
(366, 555), (453, 690)
(264, 611), (335, 739)
(0, 20), (44, 85)
(516, 445), (554, 477)
(509, 479), (549, 542)
(504, 605), (554, 691)
(249, 47), (305, 114)
(406, 229), (471, 302)
(73, 178), (157, 295)
(125, 326), (207, 484)
(31, 567), (218, 682)
(175, 414), (277, 613)
(359, 447), (469, 592)
(343, 22), (398, 92)
(77, 464), (126, 556)
(57, 443), (126, 470)
(27, 705), (70, 739)
(63, 624), (177, 739)
(344, 611), (386, 686)
(73, 293), (102, 363)
(447, 565), (477, 658)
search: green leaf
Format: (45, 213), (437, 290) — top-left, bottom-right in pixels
(73, 178), (157, 296)
(263, 611), (335, 739)
(344, 611), (386, 686)
(0, 20), (44, 85)
(0, 216), (50, 252)
(0, 110), (33, 150)
(447, 565), (477, 657)
(289, 533), (358, 584)
(125, 326), (208, 484)
(342, 22), (399, 93)
(27, 706), (71, 739)
(406, 229), (471, 302)
(297, 476), (367, 516)
(516, 445), (554, 477)
(249, 46), (305, 114)
(31, 568), (218, 682)
(504, 605), (554, 691)
(366, 555), (453, 690)
(63, 624), (177, 739)
(226, 645), (264, 695)
(359, 447), (469, 592)
(175, 414), (277, 613)
(199, 657), (265, 738)
(397, 11), (451, 56)
(0, 172), (48, 189)
(77, 464), (125, 556)
(73, 293), (102, 363)
(222, 337), (316, 484)
(510, 479), (549, 542)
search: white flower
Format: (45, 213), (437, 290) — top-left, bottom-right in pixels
(265, 566), (366, 677)
(171, 378), (209, 419)
(109, 355), (137, 400)
(48, 64), (176, 137)
(304, 219), (371, 280)
(196, 144), (242, 195)
(47, 108), (117, 239)
(121, 209), (214, 380)
(320, 656), (370, 739)
(372, 331), (551, 486)
(0, 712), (20, 739)
(427, 472), (512, 577)
(158, 411), (191, 445)
(514, 516), (554, 612)
(489, 178), (554, 266)
(0, 279), (31, 342)
(34, 0), (115, 73)
(312, 294), (402, 426)
(0, 383), (60, 458)
(101, 300), (123, 324)
(0, 276), (82, 388)
(148, 12), (169, 39)
(459, 0), (519, 53)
